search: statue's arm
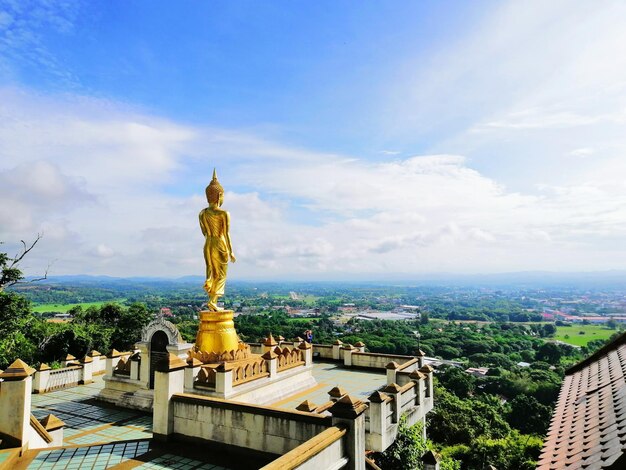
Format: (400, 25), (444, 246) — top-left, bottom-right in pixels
(199, 210), (207, 237)
(225, 211), (236, 262)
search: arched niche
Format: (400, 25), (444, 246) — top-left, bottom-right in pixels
(141, 317), (183, 345)
(141, 316), (184, 389)
(149, 330), (170, 389)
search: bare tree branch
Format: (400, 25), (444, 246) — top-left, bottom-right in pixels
(9, 233), (43, 269)
(11, 260), (54, 287)
(1, 234), (52, 290)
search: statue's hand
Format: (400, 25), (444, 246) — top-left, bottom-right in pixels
(230, 253), (237, 263)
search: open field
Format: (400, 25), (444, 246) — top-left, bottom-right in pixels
(287, 317), (321, 323)
(32, 300), (126, 314)
(555, 325), (617, 346)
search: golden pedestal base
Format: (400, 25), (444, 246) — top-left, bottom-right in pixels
(195, 309), (241, 355)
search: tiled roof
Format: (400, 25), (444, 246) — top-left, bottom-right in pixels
(537, 333), (626, 470)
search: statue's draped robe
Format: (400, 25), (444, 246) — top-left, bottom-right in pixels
(199, 208), (229, 296)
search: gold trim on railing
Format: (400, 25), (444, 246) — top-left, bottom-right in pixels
(259, 424), (348, 470)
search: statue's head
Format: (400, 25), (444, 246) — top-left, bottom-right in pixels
(206, 169), (224, 205)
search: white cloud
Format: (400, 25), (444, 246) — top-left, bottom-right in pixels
(569, 148), (595, 158)
(96, 244), (114, 258)
(0, 84), (625, 278)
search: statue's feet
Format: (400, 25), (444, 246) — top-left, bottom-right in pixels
(207, 301), (219, 311)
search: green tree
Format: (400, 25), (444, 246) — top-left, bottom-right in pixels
(0, 240), (42, 368)
(541, 323), (557, 337)
(375, 419), (460, 470)
(445, 431), (542, 470)
(376, 419), (428, 469)
(113, 303), (153, 350)
(536, 342), (563, 364)
(437, 367), (476, 398)
(428, 386), (511, 446)
(507, 395), (552, 435)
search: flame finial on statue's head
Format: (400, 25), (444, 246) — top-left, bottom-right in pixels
(206, 168), (224, 204)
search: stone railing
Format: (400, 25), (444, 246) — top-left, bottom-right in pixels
(32, 348), (142, 394)
(106, 350), (134, 378)
(365, 365), (434, 452)
(33, 353), (106, 394)
(183, 342), (314, 405)
(41, 366), (82, 392)
(232, 356), (269, 385)
(349, 351), (416, 370)
(276, 347), (304, 372)
(113, 356), (131, 376)
(311, 344), (333, 359)
(194, 365), (217, 388)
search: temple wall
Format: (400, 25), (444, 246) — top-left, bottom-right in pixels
(170, 393), (331, 455)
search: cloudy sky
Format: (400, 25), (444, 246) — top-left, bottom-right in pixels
(1, 0), (625, 279)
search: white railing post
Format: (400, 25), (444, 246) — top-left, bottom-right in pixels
(0, 359), (35, 450)
(129, 352), (141, 381)
(185, 358), (202, 390)
(153, 353), (186, 441)
(343, 345), (354, 367)
(367, 390), (392, 452)
(383, 383), (402, 423)
(298, 341), (313, 366)
(262, 350), (278, 379)
(33, 363), (51, 393)
(80, 356), (93, 384)
(332, 340), (343, 360)
(386, 361), (399, 384)
(215, 363), (234, 395)
(329, 395), (368, 470)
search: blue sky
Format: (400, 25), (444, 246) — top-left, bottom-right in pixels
(11, 2), (478, 156)
(1, 0), (626, 278)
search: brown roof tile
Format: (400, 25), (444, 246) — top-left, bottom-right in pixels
(538, 332), (626, 469)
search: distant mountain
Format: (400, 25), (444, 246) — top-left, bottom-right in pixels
(28, 271), (626, 289)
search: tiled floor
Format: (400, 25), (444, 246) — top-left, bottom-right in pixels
(23, 441), (233, 470)
(15, 361), (385, 469)
(134, 453), (229, 470)
(21, 376), (233, 470)
(31, 377), (152, 447)
(27, 441), (151, 469)
(271, 361), (387, 409)
(0, 450), (15, 466)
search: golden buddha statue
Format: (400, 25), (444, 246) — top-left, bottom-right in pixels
(191, 169), (246, 359)
(200, 169), (236, 311)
